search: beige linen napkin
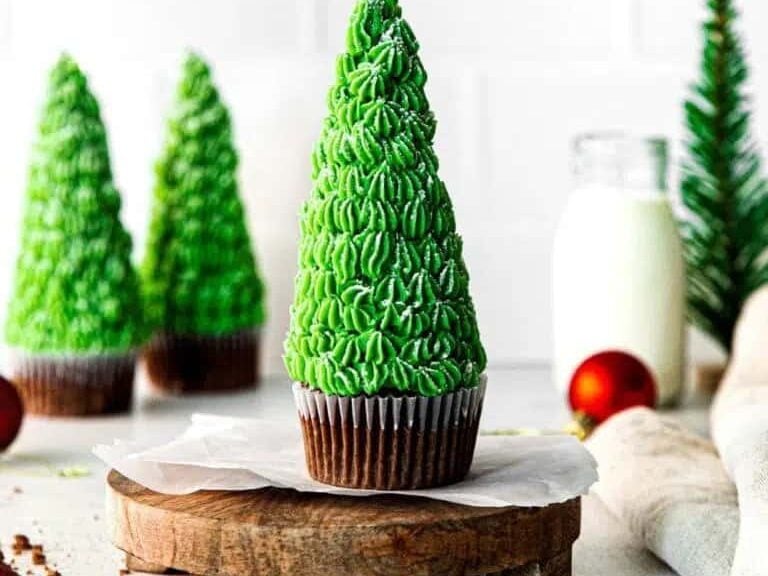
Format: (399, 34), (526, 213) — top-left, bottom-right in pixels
(588, 408), (738, 576)
(712, 286), (768, 576)
(579, 286), (768, 575)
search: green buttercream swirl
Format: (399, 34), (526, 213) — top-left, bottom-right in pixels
(284, 0), (486, 397)
(5, 55), (146, 354)
(141, 53), (266, 337)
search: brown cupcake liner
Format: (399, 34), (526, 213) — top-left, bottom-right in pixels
(143, 329), (260, 394)
(293, 376), (486, 490)
(11, 352), (136, 416)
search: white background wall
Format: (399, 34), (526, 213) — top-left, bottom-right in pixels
(0, 0), (765, 375)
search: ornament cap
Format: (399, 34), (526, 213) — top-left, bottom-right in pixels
(565, 411), (596, 440)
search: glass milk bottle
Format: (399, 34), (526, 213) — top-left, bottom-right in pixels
(552, 133), (685, 407)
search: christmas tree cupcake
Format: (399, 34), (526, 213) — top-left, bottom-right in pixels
(142, 53), (266, 393)
(5, 55), (145, 416)
(285, 0), (487, 490)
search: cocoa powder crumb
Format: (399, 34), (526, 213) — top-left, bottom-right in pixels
(5, 533), (61, 576)
(31, 553), (45, 566)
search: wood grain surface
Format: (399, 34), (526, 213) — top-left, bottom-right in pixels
(107, 470), (580, 576)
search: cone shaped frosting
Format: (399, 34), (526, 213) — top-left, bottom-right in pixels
(284, 0), (486, 398)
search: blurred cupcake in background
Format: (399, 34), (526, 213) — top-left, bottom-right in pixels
(141, 53), (266, 393)
(5, 55), (146, 416)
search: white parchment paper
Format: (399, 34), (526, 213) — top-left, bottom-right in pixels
(94, 414), (598, 508)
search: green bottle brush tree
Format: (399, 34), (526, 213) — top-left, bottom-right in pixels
(284, 0), (486, 398)
(141, 53), (266, 392)
(681, 0), (768, 354)
(5, 55), (144, 415)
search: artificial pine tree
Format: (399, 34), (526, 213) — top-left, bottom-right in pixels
(5, 55), (145, 415)
(285, 0), (487, 489)
(682, 0), (768, 353)
(142, 53), (266, 392)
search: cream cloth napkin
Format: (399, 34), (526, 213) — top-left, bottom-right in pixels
(712, 286), (768, 576)
(587, 408), (738, 576)
(589, 286), (768, 576)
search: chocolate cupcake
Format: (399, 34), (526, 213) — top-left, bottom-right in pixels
(143, 330), (260, 394)
(141, 53), (266, 393)
(284, 0), (487, 490)
(5, 56), (145, 416)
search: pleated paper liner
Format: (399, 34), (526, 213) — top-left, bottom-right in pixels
(293, 376), (487, 490)
(143, 329), (260, 394)
(12, 352), (136, 416)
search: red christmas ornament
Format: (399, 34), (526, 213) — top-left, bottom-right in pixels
(0, 375), (23, 452)
(568, 350), (657, 428)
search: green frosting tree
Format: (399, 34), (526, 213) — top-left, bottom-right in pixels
(5, 55), (145, 354)
(682, 0), (768, 353)
(284, 0), (486, 397)
(142, 53), (266, 336)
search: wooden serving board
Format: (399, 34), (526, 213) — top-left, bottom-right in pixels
(107, 470), (580, 576)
